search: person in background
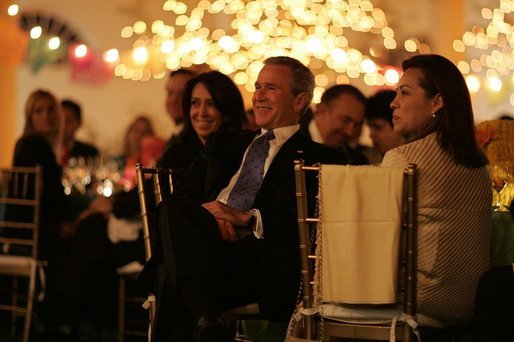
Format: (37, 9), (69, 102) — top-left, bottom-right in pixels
(166, 69), (198, 136)
(61, 99), (99, 166)
(243, 108), (260, 131)
(381, 54), (491, 331)
(116, 115), (161, 190)
(12, 89), (67, 259)
(300, 84), (369, 164)
(11, 89), (74, 336)
(364, 89), (405, 163)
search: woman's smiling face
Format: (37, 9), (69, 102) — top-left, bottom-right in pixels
(189, 82), (223, 144)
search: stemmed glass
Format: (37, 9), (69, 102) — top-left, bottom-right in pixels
(62, 157), (91, 195)
(490, 165), (511, 211)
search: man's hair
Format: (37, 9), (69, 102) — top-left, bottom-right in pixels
(61, 99), (82, 121)
(169, 68), (197, 79)
(263, 56), (314, 114)
(320, 84), (366, 106)
(365, 90), (396, 126)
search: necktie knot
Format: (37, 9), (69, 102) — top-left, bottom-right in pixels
(255, 130), (275, 145)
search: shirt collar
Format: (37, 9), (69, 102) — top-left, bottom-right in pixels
(308, 120), (324, 144)
(259, 124), (299, 145)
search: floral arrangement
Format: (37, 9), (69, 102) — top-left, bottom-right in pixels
(476, 120), (514, 211)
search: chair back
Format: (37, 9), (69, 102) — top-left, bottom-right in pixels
(293, 161), (418, 341)
(135, 163), (173, 262)
(0, 166), (42, 259)
(0, 166), (42, 342)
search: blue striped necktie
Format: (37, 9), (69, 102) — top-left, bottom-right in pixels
(227, 130), (275, 210)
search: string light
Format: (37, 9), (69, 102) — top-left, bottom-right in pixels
(115, 0), (408, 89)
(7, 4), (19, 16)
(454, 0), (514, 94)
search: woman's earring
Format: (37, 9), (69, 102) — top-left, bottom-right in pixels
(431, 111), (436, 118)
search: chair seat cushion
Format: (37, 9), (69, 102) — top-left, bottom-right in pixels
(320, 303), (402, 324)
(116, 261), (144, 275)
(0, 255), (35, 269)
(319, 303), (445, 328)
(225, 302), (260, 315)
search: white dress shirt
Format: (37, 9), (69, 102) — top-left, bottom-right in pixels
(217, 124), (300, 238)
(308, 119), (324, 144)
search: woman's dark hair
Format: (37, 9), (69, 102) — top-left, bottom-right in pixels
(181, 71), (245, 139)
(402, 54), (487, 168)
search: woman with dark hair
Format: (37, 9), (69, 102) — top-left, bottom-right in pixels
(159, 71), (246, 169)
(382, 54), (491, 327)
(59, 71), (247, 336)
(158, 70), (247, 198)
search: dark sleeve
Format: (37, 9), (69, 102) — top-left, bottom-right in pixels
(113, 135), (206, 217)
(69, 140), (99, 159)
(112, 187), (140, 218)
(259, 141), (347, 245)
(13, 135), (66, 224)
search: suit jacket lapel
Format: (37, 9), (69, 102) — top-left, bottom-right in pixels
(255, 132), (307, 203)
(203, 130), (256, 200)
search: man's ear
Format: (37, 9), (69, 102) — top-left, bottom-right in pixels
(294, 92), (311, 113)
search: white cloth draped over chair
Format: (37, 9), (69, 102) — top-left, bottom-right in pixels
(288, 161), (420, 342)
(317, 165), (404, 304)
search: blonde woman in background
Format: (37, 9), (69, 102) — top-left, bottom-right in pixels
(11, 89), (74, 336)
(12, 88), (68, 259)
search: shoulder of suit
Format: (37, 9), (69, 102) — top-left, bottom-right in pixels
(74, 140), (99, 154)
(209, 129), (256, 148)
(288, 133), (348, 165)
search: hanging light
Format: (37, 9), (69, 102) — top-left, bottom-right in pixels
(113, 0), (408, 86)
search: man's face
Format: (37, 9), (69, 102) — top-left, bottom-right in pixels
(315, 93), (365, 149)
(63, 107), (81, 142)
(367, 117), (404, 154)
(166, 73), (193, 123)
(252, 64), (303, 130)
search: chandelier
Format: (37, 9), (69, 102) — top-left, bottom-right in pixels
(113, 0), (406, 97)
(453, 0), (514, 99)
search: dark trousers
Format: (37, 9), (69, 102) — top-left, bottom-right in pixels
(154, 198), (261, 341)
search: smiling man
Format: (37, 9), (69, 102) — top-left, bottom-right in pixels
(300, 84), (370, 164)
(143, 56), (347, 341)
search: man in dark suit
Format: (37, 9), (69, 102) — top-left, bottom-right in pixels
(299, 84), (370, 165)
(61, 99), (99, 165)
(144, 56), (347, 341)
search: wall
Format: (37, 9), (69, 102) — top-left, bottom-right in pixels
(14, 0), (511, 158)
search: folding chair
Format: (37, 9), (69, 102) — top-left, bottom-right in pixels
(0, 166), (42, 342)
(118, 163), (173, 342)
(289, 161), (418, 341)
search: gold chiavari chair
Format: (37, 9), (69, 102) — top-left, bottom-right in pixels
(0, 166), (42, 342)
(118, 163), (173, 342)
(289, 161), (419, 342)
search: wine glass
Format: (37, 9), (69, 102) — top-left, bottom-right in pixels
(490, 165), (510, 211)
